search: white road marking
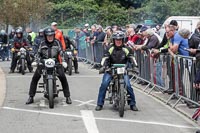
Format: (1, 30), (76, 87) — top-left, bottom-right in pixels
(39, 100), (46, 107)
(81, 110), (99, 133)
(61, 99), (68, 107)
(6, 75), (102, 78)
(2, 106), (198, 129)
(74, 100), (96, 106)
(66, 76), (102, 78)
(6, 75), (32, 78)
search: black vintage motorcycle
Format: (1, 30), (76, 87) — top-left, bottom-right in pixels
(16, 47), (27, 75)
(37, 58), (62, 109)
(64, 49), (74, 75)
(105, 64), (131, 117)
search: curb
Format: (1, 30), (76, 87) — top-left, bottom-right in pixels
(0, 67), (6, 107)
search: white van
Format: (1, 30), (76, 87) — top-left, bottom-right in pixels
(160, 16), (200, 37)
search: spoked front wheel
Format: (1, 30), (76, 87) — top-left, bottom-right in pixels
(118, 84), (125, 117)
(68, 58), (72, 75)
(21, 59), (25, 75)
(47, 79), (54, 109)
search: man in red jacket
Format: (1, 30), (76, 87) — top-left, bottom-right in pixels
(51, 22), (66, 51)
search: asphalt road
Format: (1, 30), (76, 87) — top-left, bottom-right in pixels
(0, 61), (199, 133)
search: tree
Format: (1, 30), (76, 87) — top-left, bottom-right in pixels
(46, 0), (200, 28)
(143, 0), (171, 23)
(170, 0), (200, 16)
(0, 0), (53, 31)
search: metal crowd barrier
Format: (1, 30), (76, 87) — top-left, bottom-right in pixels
(76, 37), (105, 68)
(166, 55), (200, 108)
(132, 50), (200, 109)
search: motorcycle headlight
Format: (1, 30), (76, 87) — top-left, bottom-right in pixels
(66, 51), (72, 55)
(17, 52), (21, 56)
(20, 48), (27, 54)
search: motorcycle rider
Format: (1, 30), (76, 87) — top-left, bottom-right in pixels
(95, 31), (138, 111)
(10, 28), (33, 73)
(9, 29), (16, 40)
(26, 27), (36, 46)
(26, 27), (72, 104)
(34, 29), (44, 54)
(64, 35), (79, 74)
(9, 29), (16, 59)
(0, 30), (9, 61)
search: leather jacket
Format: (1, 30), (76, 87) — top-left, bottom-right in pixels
(103, 44), (134, 67)
(38, 39), (64, 63)
(13, 37), (30, 50)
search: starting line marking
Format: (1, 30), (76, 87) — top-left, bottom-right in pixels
(74, 100), (96, 106)
(2, 106), (199, 129)
(27, 100), (95, 107)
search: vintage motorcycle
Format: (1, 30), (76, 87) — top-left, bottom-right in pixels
(37, 58), (62, 109)
(64, 49), (74, 75)
(100, 55), (138, 117)
(16, 47), (28, 75)
(105, 64), (131, 117)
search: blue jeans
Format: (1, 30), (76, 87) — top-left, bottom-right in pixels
(97, 73), (136, 106)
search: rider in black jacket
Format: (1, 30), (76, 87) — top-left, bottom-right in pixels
(95, 31), (138, 111)
(33, 29), (44, 54)
(10, 28), (33, 73)
(0, 30), (9, 61)
(26, 27), (72, 105)
(64, 35), (79, 73)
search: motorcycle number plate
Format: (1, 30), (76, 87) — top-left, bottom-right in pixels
(117, 67), (125, 74)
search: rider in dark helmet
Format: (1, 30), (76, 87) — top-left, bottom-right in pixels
(9, 29), (16, 40)
(35, 29), (44, 44)
(26, 27), (72, 105)
(64, 35), (79, 74)
(33, 29), (44, 54)
(10, 28), (33, 73)
(95, 30), (138, 111)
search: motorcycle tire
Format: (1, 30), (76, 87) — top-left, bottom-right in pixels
(68, 58), (72, 76)
(21, 59), (25, 75)
(64, 68), (67, 73)
(118, 84), (125, 117)
(47, 79), (54, 109)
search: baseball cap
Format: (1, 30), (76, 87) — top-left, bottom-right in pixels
(140, 26), (148, 32)
(51, 22), (57, 26)
(84, 23), (89, 27)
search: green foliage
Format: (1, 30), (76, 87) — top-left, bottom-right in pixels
(141, 0), (171, 23)
(47, 0), (200, 27)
